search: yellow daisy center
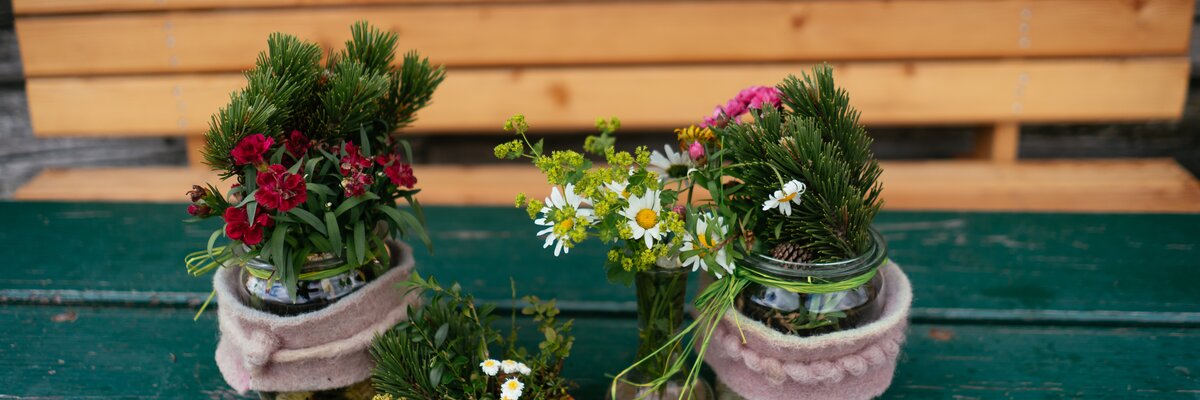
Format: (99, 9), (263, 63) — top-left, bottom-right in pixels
(557, 219), (574, 231)
(505, 381), (519, 390)
(698, 233), (713, 248)
(780, 192), (797, 203)
(484, 361), (496, 367)
(635, 209), (658, 229)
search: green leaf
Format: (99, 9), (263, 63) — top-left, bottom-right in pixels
(235, 190), (258, 207)
(334, 192), (380, 216)
(269, 224), (288, 266)
(359, 127), (371, 155)
(307, 232), (333, 253)
(353, 220), (366, 266)
(288, 208), (327, 235)
(307, 183), (335, 200)
(374, 205), (431, 250)
(433, 323), (449, 347)
(429, 364), (443, 388)
(533, 138), (545, 157)
(304, 157), (321, 177)
(324, 211), (343, 256)
(207, 228), (223, 258)
(246, 202), (258, 225)
(286, 156), (303, 174)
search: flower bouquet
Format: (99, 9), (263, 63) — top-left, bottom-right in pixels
(181, 22), (444, 398)
(497, 64), (911, 400)
(370, 273), (576, 400)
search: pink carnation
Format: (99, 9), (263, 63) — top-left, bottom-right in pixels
(701, 86), (782, 128)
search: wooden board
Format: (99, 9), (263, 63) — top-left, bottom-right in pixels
(3, 305), (1198, 398)
(23, 58), (1193, 136)
(14, 0), (1195, 77)
(13, 159), (1200, 211)
(1, 202), (1198, 319)
(1, 203), (1197, 396)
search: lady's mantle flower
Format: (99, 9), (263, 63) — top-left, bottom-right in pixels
(480, 359), (501, 376)
(622, 189), (664, 248)
(682, 213), (735, 278)
(649, 145), (692, 179)
(762, 179), (806, 216)
(231, 134), (274, 166)
(535, 184), (594, 256)
(255, 164), (307, 211)
(501, 377), (525, 399)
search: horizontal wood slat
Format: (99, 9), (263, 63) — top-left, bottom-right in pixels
(14, 0), (1195, 76)
(14, 159), (1200, 212)
(24, 58), (1191, 137)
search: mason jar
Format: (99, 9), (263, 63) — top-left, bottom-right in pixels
(734, 229), (887, 337)
(234, 239), (397, 400)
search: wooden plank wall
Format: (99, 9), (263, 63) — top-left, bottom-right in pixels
(3, 0), (1199, 210)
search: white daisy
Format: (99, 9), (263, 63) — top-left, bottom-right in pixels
(649, 144), (692, 179)
(762, 179), (806, 216)
(480, 359), (501, 376)
(501, 377), (525, 398)
(682, 213), (735, 278)
(500, 359), (520, 374)
(516, 362), (532, 375)
(500, 394), (517, 400)
(621, 189), (664, 248)
(534, 184), (595, 256)
(604, 179), (630, 198)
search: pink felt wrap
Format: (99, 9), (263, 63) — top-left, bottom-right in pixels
(213, 241), (418, 394)
(706, 261), (912, 400)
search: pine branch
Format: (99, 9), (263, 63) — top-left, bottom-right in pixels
(722, 65), (883, 261)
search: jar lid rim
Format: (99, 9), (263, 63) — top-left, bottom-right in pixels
(741, 228), (886, 280)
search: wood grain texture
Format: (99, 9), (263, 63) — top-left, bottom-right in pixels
(13, 159), (1200, 211)
(2, 309), (1198, 397)
(13, 0), (1195, 76)
(23, 58), (1193, 137)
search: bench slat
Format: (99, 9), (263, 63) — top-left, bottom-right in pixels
(15, 0), (1194, 77)
(13, 160), (1200, 211)
(1, 202), (1197, 318)
(2, 304), (1197, 397)
(24, 58), (1192, 136)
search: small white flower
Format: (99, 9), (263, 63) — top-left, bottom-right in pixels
(762, 179), (806, 216)
(500, 359), (520, 374)
(480, 359), (500, 376)
(534, 184), (595, 256)
(621, 189), (664, 248)
(604, 179), (630, 198)
(516, 362), (532, 375)
(501, 377), (525, 398)
(500, 393), (517, 400)
(682, 213), (735, 278)
(648, 144), (692, 179)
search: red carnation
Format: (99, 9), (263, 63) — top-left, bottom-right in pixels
(285, 130), (311, 157)
(339, 141), (372, 175)
(341, 171), (374, 197)
(255, 164), (307, 211)
(223, 206), (272, 245)
(376, 153), (417, 188)
(232, 134), (274, 166)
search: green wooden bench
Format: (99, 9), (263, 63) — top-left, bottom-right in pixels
(1, 202), (1198, 398)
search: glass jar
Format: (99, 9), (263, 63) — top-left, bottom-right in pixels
(236, 239), (397, 400)
(613, 265), (714, 400)
(734, 229), (887, 337)
(238, 240), (393, 316)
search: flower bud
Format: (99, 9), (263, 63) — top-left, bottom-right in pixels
(187, 185), (207, 203)
(187, 204), (211, 217)
(688, 141), (705, 161)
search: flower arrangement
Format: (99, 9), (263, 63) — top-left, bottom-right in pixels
(495, 64), (885, 398)
(182, 22), (444, 309)
(370, 273), (576, 400)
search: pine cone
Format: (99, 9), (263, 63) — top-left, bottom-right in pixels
(770, 242), (813, 264)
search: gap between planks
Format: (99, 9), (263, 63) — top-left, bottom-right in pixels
(12, 159), (1200, 212)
